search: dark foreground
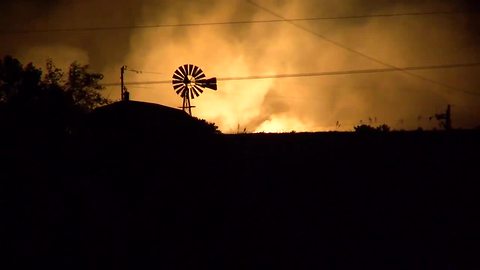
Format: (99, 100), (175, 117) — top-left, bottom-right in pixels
(2, 128), (480, 269)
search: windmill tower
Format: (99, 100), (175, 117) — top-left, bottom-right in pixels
(172, 64), (217, 115)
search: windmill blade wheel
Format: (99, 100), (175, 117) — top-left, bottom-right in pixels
(172, 64), (217, 114)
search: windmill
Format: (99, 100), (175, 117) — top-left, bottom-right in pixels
(172, 64), (217, 115)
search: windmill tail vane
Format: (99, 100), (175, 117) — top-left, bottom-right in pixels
(197, 77), (217, 90)
(172, 64), (217, 115)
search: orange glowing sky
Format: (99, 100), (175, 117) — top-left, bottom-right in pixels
(1, 0), (479, 132)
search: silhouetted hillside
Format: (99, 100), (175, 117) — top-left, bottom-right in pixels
(3, 108), (480, 270)
(84, 100), (220, 139)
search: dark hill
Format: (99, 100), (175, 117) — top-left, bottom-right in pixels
(84, 100), (219, 140)
(3, 105), (480, 270)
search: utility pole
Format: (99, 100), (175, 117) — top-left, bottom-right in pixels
(120, 65), (129, 101)
(445, 104), (451, 130)
(435, 104), (452, 130)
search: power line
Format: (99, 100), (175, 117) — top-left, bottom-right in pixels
(246, 0), (475, 97)
(0, 10), (474, 34)
(125, 68), (163, 75)
(102, 62), (480, 96)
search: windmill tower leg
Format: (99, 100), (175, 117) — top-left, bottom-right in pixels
(183, 94), (192, 115)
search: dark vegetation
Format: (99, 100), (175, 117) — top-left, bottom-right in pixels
(2, 56), (480, 270)
(354, 123), (391, 133)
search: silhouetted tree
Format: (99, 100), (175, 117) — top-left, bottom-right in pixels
(40, 59), (71, 108)
(1, 55), (109, 111)
(0, 55), (111, 134)
(0, 55), (42, 106)
(65, 61), (109, 112)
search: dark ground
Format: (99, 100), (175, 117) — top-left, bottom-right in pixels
(2, 104), (480, 269)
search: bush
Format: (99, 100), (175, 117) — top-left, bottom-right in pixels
(354, 124), (391, 133)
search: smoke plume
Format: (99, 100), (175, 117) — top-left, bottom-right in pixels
(1, 0), (479, 132)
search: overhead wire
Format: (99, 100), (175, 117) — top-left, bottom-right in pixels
(103, 62), (480, 96)
(0, 10), (475, 34)
(9, 2), (475, 97)
(245, 0), (478, 97)
(125, 67), (163, 75)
